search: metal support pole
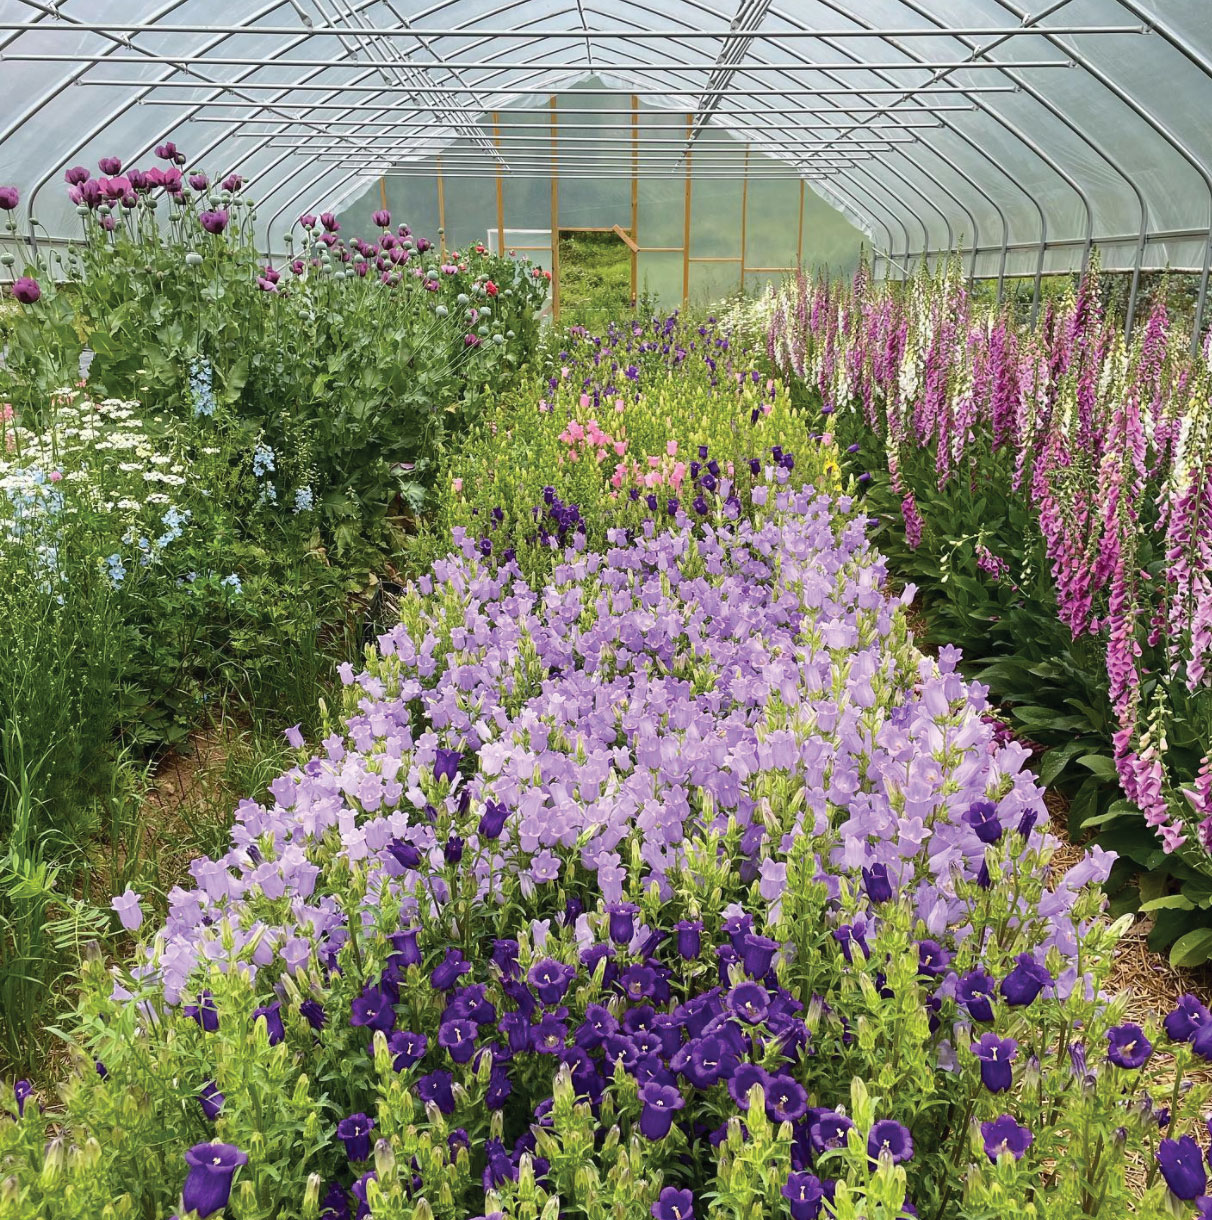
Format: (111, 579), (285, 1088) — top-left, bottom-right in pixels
(797, 179), (805, 268)
(437, 155), (446, 255)
(740, 146), (750, 293)
(550, 95), (560, 322)
(683, 113), (693, 308)
(631, 95), (639, 307)
(493, 111), (505, 255)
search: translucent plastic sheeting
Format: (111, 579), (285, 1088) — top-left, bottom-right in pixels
(1, 0), (1210, 310)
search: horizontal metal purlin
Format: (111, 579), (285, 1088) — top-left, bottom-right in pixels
(134, 98), (979, 113)
(916, 228), (1212, 257)
(80, 80), (1020, 95)
(5, 54), (1076, 70)
(0, 22), (1147, 36)
(183, 114), (947, 128)
(259, 136), (907, 148)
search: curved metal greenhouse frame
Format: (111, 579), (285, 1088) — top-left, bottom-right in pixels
(2, 0), (1211, 342)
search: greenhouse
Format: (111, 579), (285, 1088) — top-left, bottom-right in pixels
(2, 2), (1212, 1218)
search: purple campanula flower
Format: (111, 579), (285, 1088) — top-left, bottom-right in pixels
(438, 1018), (478, 1064)
(14, 1079), (32, 1117)
(386, 1029), (427, 1070)
(416, 1069), (455, 1113)
(299, 998), (326, 1030)
(782, 1171), (824, 1220)
(199, 1080), (224, 1121)
(184, 990), (219, 1032)
(999, 953), (1052, 1007)
(740, 933), (780, 978)
(728, 1062), (769, 1110)
(431, 948), (471, 991)
(764, 1073), (808, 1123)
(575, 1004), (618, 1050)
(962, 799), (1002, 844)
(533, 1011), (569, 1054)
(390, 928), (421, 967)
(651, 1187), (694, 1220)
(638, 1081), (684, 1139)
(675, 920), (702, 960)
(958, 969), (996, 1022)
(606, 901), (638, 945)
(252, 1001), (284, 1045)
(486, 1062), (512, 1108)
(861, 862), (893, 903)
(433, 747), (462, 782)
(350, 985), (394, 1035)
(981, 1115), (1033, 1161)
(1106, 1023), (1152, 1069)
(337, 1113), (375, 1162)
(182, 1142), (247, 1216)
(1164, 994), (1211, 1043)
(728, 982), (769, 1024)
(479, 799), (510, 839)
(833, 922), (869, 963)
(528, 958), (576, 1006)
(443, 834), (464, 865)
(491, 938), (519, 977)
(867, 1119), (913, 1164)
(810, 1110), (854, 1153)
(972, 1032), (1018, 1093)
(916, 939), (951, 977)
(1158, 1135), (1207, 1200)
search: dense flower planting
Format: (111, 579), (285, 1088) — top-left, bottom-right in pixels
(759, 262), (1212, 961)
(4, 391), (1212, 1215)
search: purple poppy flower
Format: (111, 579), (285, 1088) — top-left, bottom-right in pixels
(765, 1073), (808, 1123)
(438, 1018), (478, 1064)
(182, 1142), (247, 1217)
(416, 1069), (455, 1113)
(372, 209), (391, 228)
(868, 1119), (914, 1164)
(972, 1032), (1018, 1093)
(958, 970), (996, 1022)
(479, 799), (510, 839)
(1158, 1136), (1208, 1200)
(188, 173), (209, 191)
(320, 212), (339, 232)
(638, 1081), (684, 1140)
(98, 156), (122, 175)
(385, 1029), (427, 1070)
(184, 990), (219, 1032)
(782, 1172), (824, 1220)
(1106, 1023), (1152, 1069)
(350, 985), (394, 1035)
(337, 1113), (375, 1162)
(65, 166), (89, 186)
(11, 277), (40, 304)
(155, 141), (180, 162)
(252, 1001), (285, 1046)
(431, 948), (471, 990)
(962, 800), (1002, 844)
(199, 209), (229, 235)
(0, 186), (19, 211)
(221, 173), (243, 193)
(981, 1115), (1033, 1161)
(199, 1080), (224, 1121)
(1164, 994), (1211, 1043)
(1000, 953), (1052, 1007)
(861, 863), (893, 904)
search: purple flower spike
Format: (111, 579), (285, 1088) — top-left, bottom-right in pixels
(182, 1142), (248, 1217)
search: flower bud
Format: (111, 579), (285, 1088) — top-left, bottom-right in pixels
(302, 1173), (323, 1219)
(185, 251), (203, 266)
(374, 1137), (396, 1179)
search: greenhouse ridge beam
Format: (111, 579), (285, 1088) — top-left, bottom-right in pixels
(138, 99), (977, 115)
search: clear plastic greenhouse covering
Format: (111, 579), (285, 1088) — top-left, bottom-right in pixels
(2, 0), (1212, 322)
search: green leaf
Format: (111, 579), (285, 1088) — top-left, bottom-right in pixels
(1140, 895), (1195, 912)
(1076, 752), (1119, 782)
(1170, 927), (1212, 968)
